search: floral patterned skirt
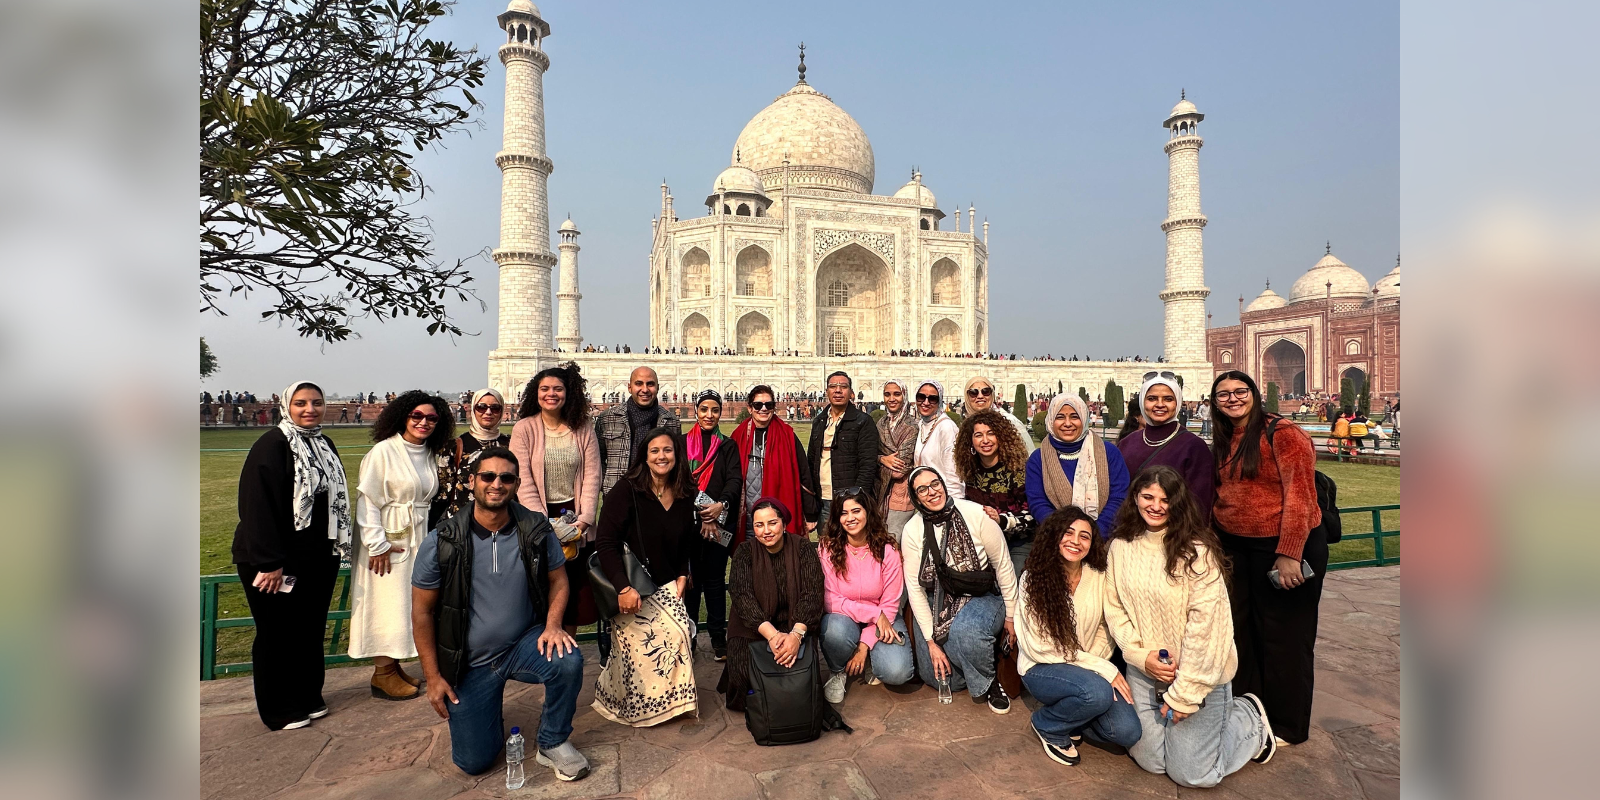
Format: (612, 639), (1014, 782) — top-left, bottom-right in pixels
(591, 584), (699, 727)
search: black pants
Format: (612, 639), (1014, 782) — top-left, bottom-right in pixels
(237, 553), (340, 730)
(683, 536), (730, 646)
(1219, 528), (1328, 744)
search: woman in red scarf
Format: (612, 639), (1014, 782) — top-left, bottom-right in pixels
(684, 390), (745, 661)
(731, 385), (817, 545)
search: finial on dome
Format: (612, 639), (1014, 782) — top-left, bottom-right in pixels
(1326, 241), (1332, 255)
(735, 149), (740, 164)
(1396, 253), (1401, 266)
(1181, 88), (1185, 100)
(797, 42), (807, 84)
(1265, 279), (1271, 289)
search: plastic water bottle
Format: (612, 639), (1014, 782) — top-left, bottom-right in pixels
(505, 727), (525, 790)
(1158, 648), (1172, 666)
(938, 677), (953, 704)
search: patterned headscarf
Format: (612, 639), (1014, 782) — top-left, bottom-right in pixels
(278, 381), (352, 558)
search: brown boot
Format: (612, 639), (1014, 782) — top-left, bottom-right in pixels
(395, 662), (423, 688)
(370, 663), (421, 700)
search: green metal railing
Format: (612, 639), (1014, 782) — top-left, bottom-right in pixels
(201, 504), (1399, 679)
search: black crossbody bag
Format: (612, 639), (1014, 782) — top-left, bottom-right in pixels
(587, 495), (659, 619)
(921, 518), (997, 597)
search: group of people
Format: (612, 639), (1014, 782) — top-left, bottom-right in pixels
(231, 361), (1328, 789)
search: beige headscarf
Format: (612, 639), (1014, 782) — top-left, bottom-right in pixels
(962, 376), (996, 416)
(1042, 393), (1108, 520)
(467, 388), (506, 443)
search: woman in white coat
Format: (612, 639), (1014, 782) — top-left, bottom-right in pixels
(349, 390), (452, 700)
(913, 380), (964, 499)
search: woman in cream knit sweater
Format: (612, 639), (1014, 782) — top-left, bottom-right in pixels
(1103, 465), (1274, 788)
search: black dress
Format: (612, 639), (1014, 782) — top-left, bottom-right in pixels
(232, 427), (343, 730)
(717, 538), (825, 712)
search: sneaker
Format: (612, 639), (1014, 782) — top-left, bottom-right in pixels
(280, 717), (312, 730)
(1242, 693), (1277, 764)
(1032, 722), (1080, 766)
(713, 644), (727, 662)
(861, 662), (881, 686)
(535, 740), (591, 782)
(985, 680), (1011, 715)
(824, 672), (847, 704)
(307, 706), (330, 720)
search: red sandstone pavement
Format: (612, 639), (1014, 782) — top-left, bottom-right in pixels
(201, 566), (1399, 800)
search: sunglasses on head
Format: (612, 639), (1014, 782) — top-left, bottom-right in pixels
(750, 401), (775, 411)
(966, 386), (993, 398)
(915, 393), (940, 403)
(1143, 371), (1178, 382)
(833, 486), (863, 500)
(408, 411), (440, 423)
(474, 403), (503, 414)
(475, 471), (518, 485)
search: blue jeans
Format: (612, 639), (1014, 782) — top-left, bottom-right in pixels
(1124, 665), (1266, 788)
(446, 624), (585, 775)
(816, 500), (831, 534)
(819, 613), (914, 685)
(909, 594), (1006, 697)
(1021, 662), (1141, 748)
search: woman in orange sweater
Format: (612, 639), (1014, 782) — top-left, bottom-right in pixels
(1208, 370), (1323, 746)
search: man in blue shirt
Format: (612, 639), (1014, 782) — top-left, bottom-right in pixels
(411, 447), (590, 782)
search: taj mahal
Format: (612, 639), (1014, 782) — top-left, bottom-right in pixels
(485, 1), (1217, 402)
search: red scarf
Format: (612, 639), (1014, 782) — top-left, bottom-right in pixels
(731, 416), (806, 545)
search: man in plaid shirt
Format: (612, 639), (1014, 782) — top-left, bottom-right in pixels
(594, 366), (682, 494)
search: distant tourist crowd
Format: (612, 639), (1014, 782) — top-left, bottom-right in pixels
(559, 343), (1170, 362)
(232, 361), (1351, 787)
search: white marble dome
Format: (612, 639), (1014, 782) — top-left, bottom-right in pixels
(505, 0), (538, 14)
(733, 82), (875, 195)
(559, 217), (577, 232)
(1375, 260), (1401, 299)
(1245, 285), (1287, 312)
(1290, 252), (1371, 303)
(711, 163), (765, 196)
(892, 177), (936, 207)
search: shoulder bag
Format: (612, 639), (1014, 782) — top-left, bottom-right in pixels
(921, 517), (997, 597)
(587, 490), (659, 619)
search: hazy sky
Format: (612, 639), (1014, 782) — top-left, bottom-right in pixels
(200, 0), (1398, 398)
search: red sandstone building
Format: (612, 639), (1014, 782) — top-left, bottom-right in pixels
(1206, 248), (1400, 401)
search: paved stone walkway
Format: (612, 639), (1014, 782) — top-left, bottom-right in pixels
(201, 566), (1399, 800)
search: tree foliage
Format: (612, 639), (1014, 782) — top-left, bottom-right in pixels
(1013, 384), (1029, 423)
(200, 0), (489, 342)
(1032, 410), (1046, 443)
(1104, 380), (1123, 429)
(1358, 385), (1371, 417)
(1340, 377), (1355, 415)
(201, 337), (220, 378)
(1264, 381), (1280, 414)
(1078, 386), (1090, 406)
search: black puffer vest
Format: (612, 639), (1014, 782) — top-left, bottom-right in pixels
(433, 501), (553, 686)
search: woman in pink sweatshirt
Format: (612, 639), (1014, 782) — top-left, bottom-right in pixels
(817, 490), (914, 703)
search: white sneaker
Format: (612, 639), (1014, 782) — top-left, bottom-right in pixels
(1242, 693), (1277, 764)
(280, 718), (312, 730)
(861, 662), (881, 686)
(824, 672), (847, 704)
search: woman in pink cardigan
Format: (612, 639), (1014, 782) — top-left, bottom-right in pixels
(510, 363), (603, 646)
(817, 490), (915, 703)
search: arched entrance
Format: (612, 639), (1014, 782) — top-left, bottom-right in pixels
(736, 312), (772, 354)
(736, 246), (771, 296)
(1341, 366), (1367, 398)
(931, 319), (961, 354)
(681, 247), (710, 298)
(682, 312), (710, 350)
(1261, 339), (1306, 396)
(930, 258), (960, 305)
(815, 243), (892, 354)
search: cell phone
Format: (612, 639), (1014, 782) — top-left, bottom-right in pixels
(279, 575), (297, 593)
(1267, 559), (1315, 589)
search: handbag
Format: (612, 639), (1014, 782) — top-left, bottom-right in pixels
(745, 638), (849, 746)
(586, 494), (659, 619)
(922, 520), (997, 597)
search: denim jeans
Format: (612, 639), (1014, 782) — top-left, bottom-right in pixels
(446, 623), (585, 775)
(1124, 665), (1266, 788)
(819, 612), (915, 685)
(1021, 662), (1141, 748)
(885, 509), (916, 547)
(1007, 539), (1033, 578)
(816, 500), (831, 534)
(909, 594), (1006, 697)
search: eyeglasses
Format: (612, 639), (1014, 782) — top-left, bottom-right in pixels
(475, 471), (518, 485)
(750, 401), (775, 411)
(966, 387), (993, 398)
(912, 481), (944, 497)
(827, 383), (851, 391)
(1214, 388), (1253, 401)
(473, 403), (503, 414)
(1143, 371), (1178, 382)
(408, 411), (440, 423)
(915, 393), (940, 403)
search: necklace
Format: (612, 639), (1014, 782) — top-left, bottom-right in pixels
(1142, 422), (1181, 447)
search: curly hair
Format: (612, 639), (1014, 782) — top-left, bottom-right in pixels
(1022, 507), (1108, 656)
(1109, 465), (1226, 580)
(954, 409), (1028, 485)
(370, 390), (455, 453)
(621, 428), (694, 497)
(818, 491), (897, 579)
(517, 361), (591, 428)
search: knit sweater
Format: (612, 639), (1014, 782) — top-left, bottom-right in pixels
(818, 541), (903, 648)
(1015, 566), (1117, 683)
(1212, 418), (1322, 560)
(1103, 529), (1237, 714)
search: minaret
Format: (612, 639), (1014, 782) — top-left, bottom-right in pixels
(555, 217), (582, 351)
(1160, 91), (1211, 363)
(492, 1), (556, 354)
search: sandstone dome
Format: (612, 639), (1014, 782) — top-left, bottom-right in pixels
(732, 82), (875, 195)
(710, 163), (766, 196)
(1290, 251), (1371, 303)
(892, 176), (936, 207)
(1375, 259), (1401, 299)
(1245, 284), (1287, 312)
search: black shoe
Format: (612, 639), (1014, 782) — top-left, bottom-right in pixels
(1033, 722), (1080, 766)
(985, 681), (1011, 715)
(713, 644), (727, 662)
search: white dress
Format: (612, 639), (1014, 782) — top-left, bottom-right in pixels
(348, 435), (438, 659)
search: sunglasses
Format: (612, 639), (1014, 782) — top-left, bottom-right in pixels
(750, 401), (775, 411)
(475, 471), (518, 485)
(474, 403), (503, 414)
(966, 386), (993, 398)
(833, 486), (864, 500)
(915, 393), (940, 403)
(408, 411), (440, 423)
(1143, 371), (1178, 382)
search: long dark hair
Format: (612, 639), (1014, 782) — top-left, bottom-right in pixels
(1022, 507), (1109, 656)
(1110, 465), (1225, 580)
(1119, 393), (1142, 438)
(1209, 370), (1270, 479)
(819, 491), (897, 578)
(622, 428), (693, 497)
(370, 390), (454, 453)
(954, 409), (1028, 485)
(518, 361), (591, 428)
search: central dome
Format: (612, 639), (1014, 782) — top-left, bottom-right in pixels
(1290, 251), (1371, 304)
(732, 82), (875, 195)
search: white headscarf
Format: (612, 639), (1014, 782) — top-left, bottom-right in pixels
(277, 381), (352, 556)
(467, 388), (506, 443)
(961, 376), (995, 417)
(1138, 374), (1184, 427)
(915, 379), (947, 422)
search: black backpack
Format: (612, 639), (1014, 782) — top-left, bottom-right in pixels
(744, 638), (851, 746)
(1265, 415), (1343, 544)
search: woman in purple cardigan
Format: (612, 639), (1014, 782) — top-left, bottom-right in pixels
(1115, 372), (1215, 522)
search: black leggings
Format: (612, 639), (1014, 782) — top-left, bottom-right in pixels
(1219, 528), (1328, 744)
(683, 536), (731, 643)
(237, 553), (340, 730)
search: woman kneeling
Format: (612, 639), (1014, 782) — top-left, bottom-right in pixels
(818, 490), (915, 704)
(719, 498), (826, 710)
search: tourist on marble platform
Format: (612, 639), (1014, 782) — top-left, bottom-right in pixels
(961, 376), (1036, 454)
(232, 381), (350, 730)
(350, 390), (452, 700)
(510, 363), (606, 664)
(410, 447), (590, 782)
(1026, 394), (1128, 534)
(875, 379), (919, 543)
(429, 388), (512, 531)
(593, 366), (681, 495)
(718, 497), (830, 714)
(1120, 394), (1144, 439)
(682, 390), (744, 662)
(732, 384), (816, 540)
(806, 371), (882, 531)
(818, 491), (913, 703)
(1209, 370), (1324, 746)
(1118, 373), (1215, 522)
(1104, 465), (1275, 787)
(1198, 398), (1212, 438)
(592, 430), (698, 727)
(956, 409), (1037, 574)
(901, 466), (1019, 714)
(912, 381), (963, 499)
(1017, 509), (1142, 766)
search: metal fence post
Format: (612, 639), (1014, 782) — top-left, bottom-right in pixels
(1372, 508), (1386, 564)
(201, 580), (218, 681)
(328, 572), (353, 655)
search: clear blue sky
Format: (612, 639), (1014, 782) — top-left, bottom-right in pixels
(199, 0), (1398, 397)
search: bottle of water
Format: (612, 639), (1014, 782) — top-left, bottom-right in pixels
(938, 677), (953, 704)
(505, 727), (525, 790)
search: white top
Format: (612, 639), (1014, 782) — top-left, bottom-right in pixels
(1015, 566), (1117, 683)
(899, 498), (1018, 640)
(355, 436), (438, 557)
(914, 415), (964, 499)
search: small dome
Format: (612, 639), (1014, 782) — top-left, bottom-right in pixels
(505, 0), (538, 14)
(1169, 98), (1198, 117)
(559, 218), (577, 232)
(1290, 250), (1371, 303)
(892, 176), (936, 207)
(1375, 260), (1400, 299)
(711, 163), (766, 196)
(732, 82), (875, 195)
(1245, 285), (1287, 312)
